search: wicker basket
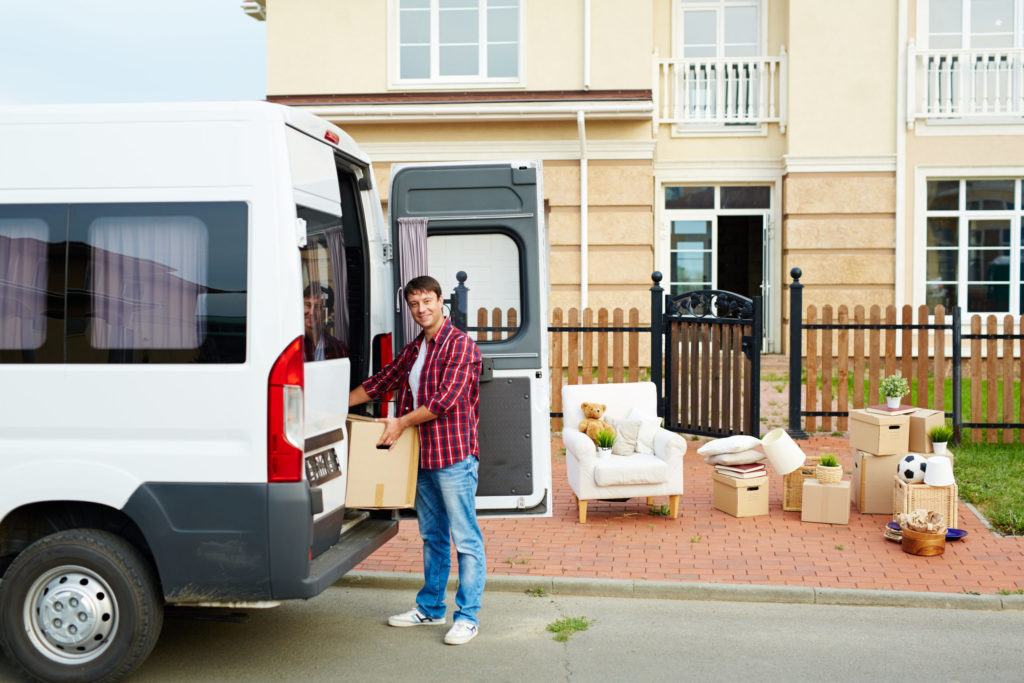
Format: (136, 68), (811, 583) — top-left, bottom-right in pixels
(816, 464), (843, 485)
(893, 476), (959, 529)
(783, 455), (820, 511)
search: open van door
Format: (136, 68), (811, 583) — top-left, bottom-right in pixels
(389, 162), (550, 515)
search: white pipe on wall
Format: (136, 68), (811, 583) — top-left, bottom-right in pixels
(895, 0), (907, 309)
(577, 110), (589, 311)
(583, 0), (591, 90)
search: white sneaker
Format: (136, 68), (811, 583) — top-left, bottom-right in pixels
(444, 620), (478, 645)
(388, 608), (446, 627)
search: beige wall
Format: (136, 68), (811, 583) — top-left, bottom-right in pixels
(786, 0), (897, 157)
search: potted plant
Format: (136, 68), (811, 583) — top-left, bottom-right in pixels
(879, 373), (910, 409)
(815, 452), (842, 485)
(595, 429), (615, 457)
(928, 423), (954, 455)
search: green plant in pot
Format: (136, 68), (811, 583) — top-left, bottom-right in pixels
(928, 423), (954, 455)
(595, 429), (615, 456)
(816, 452), (842, 485)
(879, 373), (910, 409)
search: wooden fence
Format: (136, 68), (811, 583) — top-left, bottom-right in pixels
(802, 304), (1023, 443)
(548, 307), (646, 432)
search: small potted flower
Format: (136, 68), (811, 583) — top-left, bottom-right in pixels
(815, 452), (842, 485)
(879, 373), (910, 410)
(595, 429), (615, 457)
(928, 423), (954, 455)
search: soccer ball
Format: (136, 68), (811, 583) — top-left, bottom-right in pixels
(897, 453), (928, 483)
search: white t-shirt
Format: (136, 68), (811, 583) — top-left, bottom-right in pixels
(409, 339), (428, 409)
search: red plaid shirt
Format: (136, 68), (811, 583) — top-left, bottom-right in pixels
(361, 317), (481, 469)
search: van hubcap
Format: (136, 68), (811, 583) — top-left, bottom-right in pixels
(24, 566), (118, 664)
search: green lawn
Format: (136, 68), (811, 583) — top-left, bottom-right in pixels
(954, 441), (1024, 536)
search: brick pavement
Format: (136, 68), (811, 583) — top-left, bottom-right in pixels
(354, 435), (1024, 595)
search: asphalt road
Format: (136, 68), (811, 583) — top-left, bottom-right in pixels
(2, 586), (1023, 682)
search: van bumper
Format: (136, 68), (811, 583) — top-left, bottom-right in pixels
(122, 482), (398, 603)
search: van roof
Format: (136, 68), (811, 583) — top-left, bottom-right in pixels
(0, 100), (369, 164)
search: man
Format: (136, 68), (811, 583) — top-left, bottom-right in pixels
(348, 275), (484, 646)
(304, 283), (348, 361)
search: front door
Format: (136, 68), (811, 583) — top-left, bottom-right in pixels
(389, 162), (550, 515)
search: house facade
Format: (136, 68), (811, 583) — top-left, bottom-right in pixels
(248, 0), (1024, 354)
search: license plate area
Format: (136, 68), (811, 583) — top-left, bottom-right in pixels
(305, 448), (341, 486)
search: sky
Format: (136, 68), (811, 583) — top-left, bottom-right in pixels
(0, 1), (266, 105)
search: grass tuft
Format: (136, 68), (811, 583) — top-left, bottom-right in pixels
(547, 616), (592, 642)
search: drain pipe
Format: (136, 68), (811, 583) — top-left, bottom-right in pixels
(583, 0), (591, 90)
(578, 110), (589, 311)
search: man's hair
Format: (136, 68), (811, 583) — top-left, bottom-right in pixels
(304, 283), (333, 309)
(404, 275), (442, 301)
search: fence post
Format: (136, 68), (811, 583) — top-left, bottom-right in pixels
(787, 268), (809, 439)
(952, 305), (962, 445)
(650, 271), (664, 418)
(749, 296), (763, 436)
(451, 270), (468, 332)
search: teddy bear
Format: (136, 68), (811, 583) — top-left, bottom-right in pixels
(578, 402), (615, 445)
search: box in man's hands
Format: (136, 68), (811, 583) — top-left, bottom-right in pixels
(345, 414), (419, 509)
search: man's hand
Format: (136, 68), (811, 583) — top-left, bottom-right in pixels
(375, 416), (406, 450)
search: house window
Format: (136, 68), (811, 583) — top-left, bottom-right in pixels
(679, 0), (760, 58)
(928, 0), (1021, 49)
(925, 178), (1023, 314)
(396, 0), (520, 84)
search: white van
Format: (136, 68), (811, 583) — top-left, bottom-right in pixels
(0, 102), (550, 682)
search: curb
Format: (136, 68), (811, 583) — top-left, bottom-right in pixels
(337, 572), (1017, 611)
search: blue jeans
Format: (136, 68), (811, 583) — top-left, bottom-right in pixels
(414, 455), (486, 626)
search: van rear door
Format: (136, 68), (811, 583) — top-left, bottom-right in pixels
(389, 162), (550, 515)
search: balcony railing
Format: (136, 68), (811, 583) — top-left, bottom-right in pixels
(653, 48), (787, 134)
(907, 40), (1024, 126)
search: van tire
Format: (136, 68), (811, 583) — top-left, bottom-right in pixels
(0, 529), (163, 683)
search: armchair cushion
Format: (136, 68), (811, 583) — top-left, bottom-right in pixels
(627, 408), (660, 454)
(594, 452), (669, 486)
(609, 418), (641, 456)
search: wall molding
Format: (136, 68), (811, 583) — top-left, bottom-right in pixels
(358, 139), (656, 161)
(783, 154), (897, 174)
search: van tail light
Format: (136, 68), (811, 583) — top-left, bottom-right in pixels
(268, 336), (304, 482)
(372, 332), (394, 418)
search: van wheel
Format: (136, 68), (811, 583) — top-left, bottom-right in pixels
(0, 529), (163, 683)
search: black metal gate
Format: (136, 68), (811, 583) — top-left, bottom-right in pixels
(651, 272), (762, 437)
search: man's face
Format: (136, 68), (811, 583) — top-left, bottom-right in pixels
(406, 288), (443, 333)
(304, 296), (323, 333)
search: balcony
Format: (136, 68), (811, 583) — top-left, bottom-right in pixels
(653, 49), (788, 135)
(907, 40), (1024, 127)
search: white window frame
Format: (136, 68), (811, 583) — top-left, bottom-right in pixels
(920, 0), (1024, 49)
(914, 166), (1024, 317)
(388, 0), (524, 89)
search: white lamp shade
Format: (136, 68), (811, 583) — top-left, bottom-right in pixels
(760, 428), (807, 475)
(924, 456), (955, 487)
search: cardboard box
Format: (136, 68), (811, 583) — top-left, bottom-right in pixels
(712, 472), (769, 518)
(851, 450), (901, 514)
(908, 409), (946, 454)
(801, 479), (851, 524)
(345, 414), (419, 509)
(849, 409), (910, 455)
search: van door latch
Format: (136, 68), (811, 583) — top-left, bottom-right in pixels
(479, 357), (494, 383)
(382, 243), (393, 263)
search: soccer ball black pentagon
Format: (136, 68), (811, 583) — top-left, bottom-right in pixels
(897, 453), (928, 483)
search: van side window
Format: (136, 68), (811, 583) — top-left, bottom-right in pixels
(428, 231), (523, 342)
(299, 206), (349, 362)
(0, 205), (67, 363)
(66, 202), (248, 364)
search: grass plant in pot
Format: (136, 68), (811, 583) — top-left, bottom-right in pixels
(595, 429), (615, 457)
(928, 423), (954, 455)
(880, 373), (910, 409)
(816, 452), (842, 485)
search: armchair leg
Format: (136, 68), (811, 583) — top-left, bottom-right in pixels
(669, 495), (680, 519)
(578, 500), (588, 524)
(645, 497), (654, 506)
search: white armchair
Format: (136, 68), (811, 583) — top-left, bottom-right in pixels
(561, 382), (687, 523)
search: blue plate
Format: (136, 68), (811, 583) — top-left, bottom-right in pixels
(887, 522), (966, 541)
(887, 522), (900, 531)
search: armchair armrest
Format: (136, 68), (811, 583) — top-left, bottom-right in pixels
(562, 428), (597, 462)
(652, 427), (687, 465)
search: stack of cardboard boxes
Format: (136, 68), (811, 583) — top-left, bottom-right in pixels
(849, 407), (948, 518)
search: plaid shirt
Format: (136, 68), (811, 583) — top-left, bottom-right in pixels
(362, 317), (482, 469)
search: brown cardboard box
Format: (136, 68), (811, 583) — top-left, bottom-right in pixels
(345, 414), (419, 509)
(801, 479), (851, 524)
(849, 409), (910, 455)
(908, 409), (946, 454)
(851, 450), (901, 514)
(712, 472), (769, 517)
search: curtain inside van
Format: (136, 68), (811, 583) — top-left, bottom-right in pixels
(0, 220), (48, 350)
(398, 216), (428, 343)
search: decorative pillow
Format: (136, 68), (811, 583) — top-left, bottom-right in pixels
(697, 434), (762, 457)
(610, 419), (642, 456)
(626, 407), (661, 455)
(703, 449), (765, 466)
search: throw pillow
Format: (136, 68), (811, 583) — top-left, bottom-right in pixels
(703, 449), (765, 466)
(626, 407), (661, 455)
(697, 434), (762, 456)
(610, 419), (641, 456)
